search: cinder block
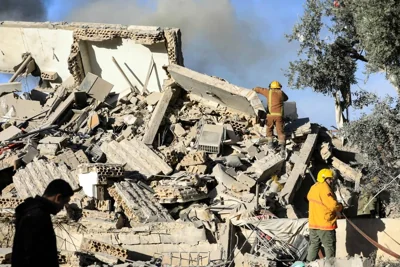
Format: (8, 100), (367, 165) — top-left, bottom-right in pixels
(41, 71), (59, 81)
(84, 233), (117, 245)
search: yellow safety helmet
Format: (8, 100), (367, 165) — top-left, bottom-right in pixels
(270, 81), (282, 89)
(317, 169), (334, 183)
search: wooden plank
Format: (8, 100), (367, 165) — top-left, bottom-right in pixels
(279, 129), (319, 204)
(142, 87), (174, 145)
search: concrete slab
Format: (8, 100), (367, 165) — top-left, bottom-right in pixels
(145, 92), (162, 105)
(0, 93), (42, 119)
(0, 126), (20, 142)
(39, 136), (67, 146)
(79, 72), (114, 102)
(142, 86), (174, 145)
(332, 156), (363, 183)
(101, 139), (173, 178)
(167, 64), (265, 116)
(279, 129), (319, 204)
(284, 118), (312, 137)
(13, 159), (80, 199)
(0, 82), (21, 96)
(22, 145), (39, 164)
(249, 153), (285, 182)
(42, 92), (75, 127)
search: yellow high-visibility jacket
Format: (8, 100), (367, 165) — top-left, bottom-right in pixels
(307, 182), (343, 230)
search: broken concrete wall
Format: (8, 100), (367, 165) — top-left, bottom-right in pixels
(101, 139), (173, 178)
(167, 64), (265, 116)
(0, 220), (223, 266)
(0, 21), (183, 94)
(335, 219), (400, 262)
(12, 158), (80, 199)
(108, 180), (173, 224)
(2, 218), (397, 264)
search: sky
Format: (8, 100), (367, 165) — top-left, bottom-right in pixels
(0, 0), (397, 128)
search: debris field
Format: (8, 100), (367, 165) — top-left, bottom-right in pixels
(0, 22), (371, 267)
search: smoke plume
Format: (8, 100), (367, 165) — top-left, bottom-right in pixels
(0, 0), (47, 21)
(67, 0), (288, 87)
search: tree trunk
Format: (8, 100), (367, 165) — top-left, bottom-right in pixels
(335, 91), (345, 129)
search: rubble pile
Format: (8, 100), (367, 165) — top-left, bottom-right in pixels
(0, 23), (374, 267)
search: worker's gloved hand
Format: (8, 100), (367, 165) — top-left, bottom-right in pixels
(338, 203), (344, 212)
(336, 211), (343, 219)
(252, 87), (258, 92)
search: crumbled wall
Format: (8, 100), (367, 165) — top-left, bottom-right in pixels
(164, 28), (184, 66)
(0, 21), (184, 89)
(68, 26), (183, 86)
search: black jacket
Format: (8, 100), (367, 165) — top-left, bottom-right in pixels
(12, 196), (59, 267)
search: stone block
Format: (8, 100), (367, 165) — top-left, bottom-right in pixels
(236, 173), (256, 188)
(41, 71), (59, 81)
(172, 123), (186, 137)
(180, 151), (207, 167)
(145, 92), (162, 105)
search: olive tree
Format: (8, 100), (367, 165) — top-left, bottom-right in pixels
(287, 0), (400, 207)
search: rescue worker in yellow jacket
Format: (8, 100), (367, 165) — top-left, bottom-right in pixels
(307, 169), (343, 262)
(253, 81), (288, 155)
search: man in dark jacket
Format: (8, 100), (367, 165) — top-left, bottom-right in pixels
(12, 179), (74, 267)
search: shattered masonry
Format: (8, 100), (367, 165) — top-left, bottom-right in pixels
(0, 20), (389, 267)
(108, 180), (174, 223)
(69, 26), (183, 85)
(13, 159), (80, 199)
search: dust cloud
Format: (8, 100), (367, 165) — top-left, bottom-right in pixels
(0, 0), (47, 21)
(67, 0), (286, 86)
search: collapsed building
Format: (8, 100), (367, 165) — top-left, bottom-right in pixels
(0, 21), (398, 267)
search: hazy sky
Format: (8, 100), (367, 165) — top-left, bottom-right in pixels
(0, 0), (396, 128)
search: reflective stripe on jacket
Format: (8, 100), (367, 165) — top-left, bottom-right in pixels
(254, 87), (288, 116)
(307, 182), (343, 230)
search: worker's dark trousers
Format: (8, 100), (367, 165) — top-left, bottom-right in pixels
(307, 229), (336, 262)
(266, 115), (285, 145)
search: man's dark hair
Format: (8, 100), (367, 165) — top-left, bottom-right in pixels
(43, 179), (74, 197)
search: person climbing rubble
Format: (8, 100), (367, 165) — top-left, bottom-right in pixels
(12, 179), (74, 267)
(306, 169), (343, 262)
(253, 81), (288, 156)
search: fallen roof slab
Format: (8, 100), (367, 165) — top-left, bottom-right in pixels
(142, 83), (175, 145)
(279, 128), (319, 204)
(0, 82), (21, 96)
(0, 93), (42, 119)
(167, 64), (265, 116)
(13, 159), (80, 199)
(0, 126), (21, 142)
(101, 139), (173, 178)
(108, 180), (173, 223)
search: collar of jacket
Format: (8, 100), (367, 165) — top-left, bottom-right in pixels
(35, 196), (60, 215)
